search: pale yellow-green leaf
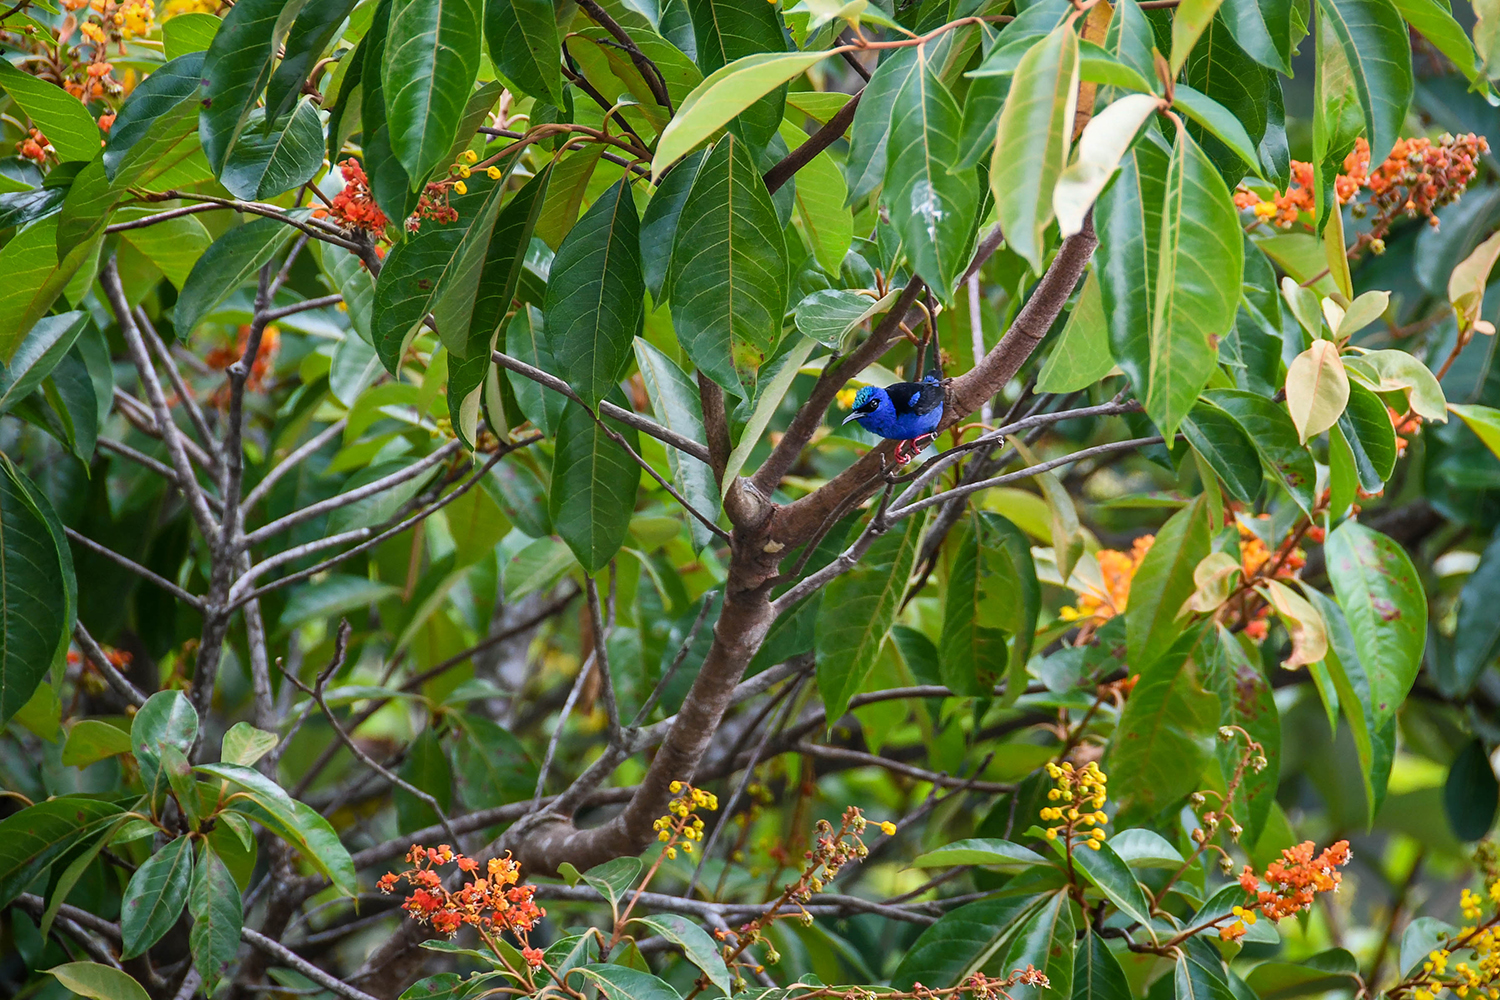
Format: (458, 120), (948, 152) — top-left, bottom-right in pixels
(1280, 275), (1323, 340)
(1448, 229), (1500, 335)
(1178, 550), (1242, 617)
(1336, 289), (1390, 339)
(979, 487), (1057, 543)
(1449, 403), (1500, 460)
(221, 722), (278, 767)
(1260, 579), (1329, 669)
(1322, 200), (1354, 301)
(1053, 93), (1159, 238)
(1351, 349), (1448, 421)
(1286, 340), (1349, 442)
(49, 964), (152, 1000)
(1036, 269), (1116, 391)
(1170, 0), (1225, 73)
(652, 51), (830, 177)
(724, 336), (818, 495)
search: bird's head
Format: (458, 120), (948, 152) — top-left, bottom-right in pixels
(841, 385), (887, 425)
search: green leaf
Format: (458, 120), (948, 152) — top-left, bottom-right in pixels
(505, 306), (566, 436)
(782, 120), (852, 276)
(1352, 349), (1446, 422)
(884, 44), (976, 297)
(0, 458), (72, 725)
(1208, 626), (1280, 844)
(265, 0), (362, 123)
(0, 60), (100, 163)
(189, 845), (241, 995)
(1069, 840), (1156, 936)
(631, 915), (732, 994)
(1096, 137), (1170, 405)
(395, 728), (452, 833)
(845, 47), (919, 204)
(219, 100), (326, 200)
(991, 24), (1079, 273)
(48, 964), (151, 1000)
(549, 398), (643, 573)
(1171, 0), (1227, 73)
(635, 339), (720, 550)
(451, 714), (539, 807)
(383, 0), (482, 180)
(941, 512), (1039, 702)
(196, 762), (358, 895)
(56, 160), (117, 266)
(653, 51), (828, 176)
(1242, 949), (1361, 1000)
(669, 135), (788, 394)
(131, 691), (198, 794)
(0, 218), (101, 357)
(1336, 378), (1397, 491)
(490, 0), (564, 107)
(573, 965), (681, 1000)
(1323, 519), (1427, 730)
(544, 179), (645, 409)
(1172, 85), (1265, 177)
(120, 834), (193, 958)
(1037, 272), (1115, 394)
(0, 798), (123, 909)
(911, 838), (1049, 871)
(1004, 891), (1076, 1000)
(641, 150), (705, 302)
(685, 0), (789, 149)
(164, 12), (222, 58)
(1180, 400), (1263, 504)
(1202, 388), (1317, 513)
(1053, 94), (1158, 239)
(371, 223), (465, 374)
(1125, 497), (1212, 669)
(891, 894), (1054, 990)
(1447, 738), (1500, 840)
(1314, 0), (1413, 165)
(1147, 126), (1243, 439)
(1310, 588), (1393, 824)
(175, 218), (293, 336)
(222, 722), (278, 767)
(1074, 932), (1131, 1000)
(200, 0), (310, 171)
(1219, 0), (1293, 71)
(1176, 954), (1237, 1000)
(360, 0), (418, 223)
(1109, 626), (1219, 817)
(61, 719), (132, 767)
(816, 513), (926, 726)
(0, 312), (87, 415)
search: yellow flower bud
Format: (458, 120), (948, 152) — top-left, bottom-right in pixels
(454, 181), (467, 195)
(487, 166), (502, 180)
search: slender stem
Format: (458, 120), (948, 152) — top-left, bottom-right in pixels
(63, 527), (204, 609)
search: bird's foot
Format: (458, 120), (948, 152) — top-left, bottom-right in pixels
(892, 434), (937, 466)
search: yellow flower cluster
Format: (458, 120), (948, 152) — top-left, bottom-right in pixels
(113, 0), (154, 38)
(163, 0), (218, 15)
(1412, 885), (1500, 1000)
(1041, 761), (1108, 849)
(652, 781), (718, 859)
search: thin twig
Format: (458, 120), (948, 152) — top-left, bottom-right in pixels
(63, 527), (204, 609)
(72, 621), (148, 707)
(261, 293), (344, 323)
(586, 577), (623, 744)
(137, 307), (218, 463)
(532, 652), (598, 807)
(241, 418), (349, 512)
(630, 592), (716, 725)
(240, 927), (384, 1000)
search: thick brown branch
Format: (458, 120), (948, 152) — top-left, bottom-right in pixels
(764, 89), (863, 194)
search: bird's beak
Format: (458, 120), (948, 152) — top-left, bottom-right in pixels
(841, 410), (862, 425)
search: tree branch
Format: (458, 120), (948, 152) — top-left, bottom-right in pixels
(63, 526), (204, 610)
(764, 89), (863, 194)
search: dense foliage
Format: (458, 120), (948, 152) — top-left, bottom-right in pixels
(5, 0), (1500, 997)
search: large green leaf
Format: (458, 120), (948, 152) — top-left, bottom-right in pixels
(1124, 497), (1212, 670)
(885, 43), (977, 298)
(631, 915), (731, 995)
(543, 179), (645, 409)
(891, 893), (1054, 990)
(1180, 400), (1263, 504)
(359, 0), (418, 224)
(641, 150), (705, 302)
(48, 964), (151, 1000)
(990, 24), (1079, 273)
(451, 714), (539, 807)
(668, 135), (788, 395)
(1314, 0), (1413, 165)
(505, 306), (566, 437)
(121, 834), (193, 958)
(196, 762), (358, 895)
(1243, 949), (1362, 1000)
(1147, 125), (1243, 439)
(265, 0), (362, 123)
(549, 398), (643, 573)
(911, 838), (1050, 871)
(56, 160), (116, 265)
(653, 51), (828, 175)
(1201, 389), (1317, 514)
(1177, 955), (1237, 1000)
(175, 218), (294, 336)
(783, 119), (852, 275)
(1208, 626), (1280, 844)
(816, 513), (925, 726)
(1109, 626), (1219, 818)
(487, 0), (562, 107)
(1323, 520), (1427, 730)
(189, 845), (243, 993)
(573, 965), (681, 1000)
(685, 0), (788, 149)
(0, 458), (71, 725)
(383, 0), (483, 180)
(0, 312), (87, 416)
(845, 47), (920, 204)
(219, 100), (326, 200)
(1309, 588), (1394, 824)
(634, 339), (720, 551)
(1069, 840), (1155, 934)
(0, 218), (101, 359)
(1453, 525), (1500, 693)
(131, 690), (198, 791)
(1004, 891), (1076, 1000)
(1074, 932), (1131, 1000)
(1219, 0), (1294, 71)
(200, 0), (310, 171)
(371, 223), (466, 374)
(1096, 137), (1170, 403)
(0, 798), (122, 908)
(941, 512), (1039, 702)
(0, 60), (100, 163)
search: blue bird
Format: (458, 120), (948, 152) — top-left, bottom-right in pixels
(841, 372), (945, 464)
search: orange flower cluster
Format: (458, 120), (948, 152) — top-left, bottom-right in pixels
(377, 844), (544, 953)
(314, 159), (389, 234)
(1237, 839), (1352, 921)
(205, 325), (280, 393)
(67, 645), (132, 669)
(17, 128), (51, 164)
(1058, 534), (1155, 625)
(408, 182), (460, 232)
(1391, 405), (1424, 457)
(1237, 134), (1488, 249)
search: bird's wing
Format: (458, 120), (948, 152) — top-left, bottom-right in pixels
(907, 380), (944, 416)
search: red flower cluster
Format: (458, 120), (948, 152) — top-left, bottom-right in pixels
(18, 129), (51, 164)
(1236, 134), (1488, 248)
(204, 325), (280, 394)
(407, 182), (460, 232)
(67, 645), (132, 669)
(314, 159), (389, 233)
(1238, 839), (1352, 921)
(377, 845), (545, 945)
